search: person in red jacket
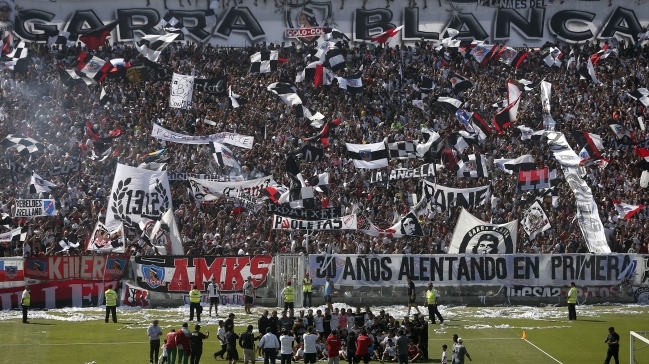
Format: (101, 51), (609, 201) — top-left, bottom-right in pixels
(354, 329), (372, 364)
(175, 322), (192, 364)
(166, 329), (178, 364)
(327, 330), (342, 364)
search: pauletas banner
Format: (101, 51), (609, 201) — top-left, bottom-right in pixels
(13, 0), (649, 47)
(308, 254), (637, 287)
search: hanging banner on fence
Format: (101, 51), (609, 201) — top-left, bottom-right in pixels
(151, 124), (254, 149)
(0, 258), (24, 282)
(105, 163), (172, 229)
(24, 255), (129, 281)
(370, 164), (436, 183)
(266, 204), (342, 220)
(545, 132), (610, 253)
(181, 293), (252, 306)
(9, 159), (81, 177)
(13, 199), (56, 217)
(449, 208), (518, 254)
(421, 181), (490, 213)
(86, 222), (126, 253)
(133, 255), (272, 293)
(308, 253), (636, 287)
(0, 279), (118, 310)
(121, 280), (151, 307)
(272, 214), (358, 231)
(505, 285), (621, 298)
(167, 172), (246, 181)
(189, 176), (277, 201)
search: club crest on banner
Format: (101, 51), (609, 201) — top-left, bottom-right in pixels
(503, 48), (516, 62)
(141, 265), (165, 289)
(4, 265), (18, 279)
(43, 200), (56, 215)
(85, 60), (103, 73)
(283, 0), (333, 43)
(221, 147), (233, 159)
(359, 149), (372, 161)
(459, 226), (514, 254)
(26, 259), (48, 277)
(105, 257), (128, 279)
(634, 287), (649, 304)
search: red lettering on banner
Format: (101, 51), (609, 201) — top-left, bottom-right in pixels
(92, 256), (105, 279)
(81, 256), (93, 279)
(194, 257), (224, 285)
(249, 256), (272, 285)
(222, 257), (248, 291)
(169, 258), (191, 292)
(25, 256), (128, 281)
(50, 257), (61, 280)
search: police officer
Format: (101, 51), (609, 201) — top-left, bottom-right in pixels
(281, 280), (295, 312)
(303, 272), (312, 307)
(190, 285), (202, 322)
(425, 282), (444, 324)
(105, 284), (117, 323)
(21, 285), (30, 323)
(567, 282), (578, 320)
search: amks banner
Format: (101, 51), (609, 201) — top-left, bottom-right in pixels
(133, 255), (272, 293)
(24, 255), (129, 281)
(309, 254), (636, 287)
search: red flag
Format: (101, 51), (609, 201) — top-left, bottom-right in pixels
(370, 26), (403, 43)
(79, 21), (119, 51)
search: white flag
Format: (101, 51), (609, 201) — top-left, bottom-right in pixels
(149, 209), (185, 255)
(169, 73), (195, 109)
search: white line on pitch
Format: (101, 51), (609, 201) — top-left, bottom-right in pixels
(0, 341), (148, 347)
(429, 338), (519, 341)
(524, 339), (563, 363)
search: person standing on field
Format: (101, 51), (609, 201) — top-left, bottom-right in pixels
(453, 338), (471, 364)
(190, 324), (209, 364)
(567, 281), (578, 320)
(176, 323), (192, 364)
(425, 282), (443, 324)
(603, 327), (620, 364)
(105, 284), (117, 323)
(327, 330), (342, 364)
(406, 277), (420, 316)
(303, 272), (313, 307)
(243, 276), (255, 315)
(189, 285), (202, 323)
(148, 319), (163, 364)
(21, 285), (30, 324)
(281, 280), (295, 312)
(166, 329), (178, 364)
(207, 278), (221, 317)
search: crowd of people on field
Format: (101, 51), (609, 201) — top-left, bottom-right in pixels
(2, 33), (649, 259)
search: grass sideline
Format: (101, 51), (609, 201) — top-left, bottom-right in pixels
(1, 305), (648, 364)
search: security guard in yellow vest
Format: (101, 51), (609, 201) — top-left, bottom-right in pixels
(21, 286), (30, 323)
(282, 280), (295, 312)
(567, 281), (578, 320)
(189, 285), (202, 323)
(303, 273), (313, 307)
(425, 282), (444, 324)
(105, 284), (117, 323)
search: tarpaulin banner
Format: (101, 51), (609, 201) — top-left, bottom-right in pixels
(105, 163), (173, 229)
(449, 208), (518, 254)
(370, 163), (436, 183)
(266, 204), (342, 220)
(133, 255), (272, 293)
(181, 293), (252, 306)
(169, 73), (194, 109)
(421, 181), (490, 213)
(0, 279), (118, 309)
(167, 172), (245, 181)
(24, 255), (129, 281)
(9, 159), (81, 177)
(505, 285), (621, 298)
(0, 258), (24, 283)
(188, 176), (277, 200)
(308, 254), (636, 287)
(121, 280), (151, 307)
(272, 214), (358, 230)
(152, 124), (254, 149)
(13, 199), (56, 217)
(86, 222), (126, 253)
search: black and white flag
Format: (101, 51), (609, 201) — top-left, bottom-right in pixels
(136, 33), (179, 62)
(449, 208), (517, 254)
(267, 82), (305, 107)
(346, 142), (389, 169)
(336, 73), (363, 94)
(416, 128), (443, 158)
(160, 14), (189, 36)
(250, 50), (278, 74)
(494, 154), (536, 174)
(211, 142), (241, 170)
(447, 132), (470, 153)
(29, 173), (58, 194)
(296, 105), (325, 127)
(7, 41), (28, 59)
(521, 201), (551, 241)
(291, 145), (324, 162)
(454, 154), (488, 178)
(1, 135), (45, 155)
(435, 97), (462, 113)
(387, 141), (417, 159)
(628, 88), (649, 107)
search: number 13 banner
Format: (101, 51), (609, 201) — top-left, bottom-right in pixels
(105, 163), (173, 230)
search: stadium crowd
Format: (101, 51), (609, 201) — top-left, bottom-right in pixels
(2, 35), (649, 259)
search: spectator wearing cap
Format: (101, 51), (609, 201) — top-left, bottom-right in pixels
(303, 272), (313, 308)
(281, 280), (295, 312)
(453, 338), (471, 363)
(243, 276), (255, 315)
(190, 324), (209, 364)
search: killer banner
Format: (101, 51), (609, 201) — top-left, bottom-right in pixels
(105, 163), (173, 229)
(152, 124), (254, 149)
(13, 199), (56, 217)
(0, 279), (118, 309)
(308, 254), (636, 287)
(266, 204), (342, 220)
(370, 163), (436, 183)
(24, 255), (129, 281)
(421, 180), (490, 213)
(133, 255), (272, 293)
(272, 214), (358, 231)
(14, 0), (649, 47)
